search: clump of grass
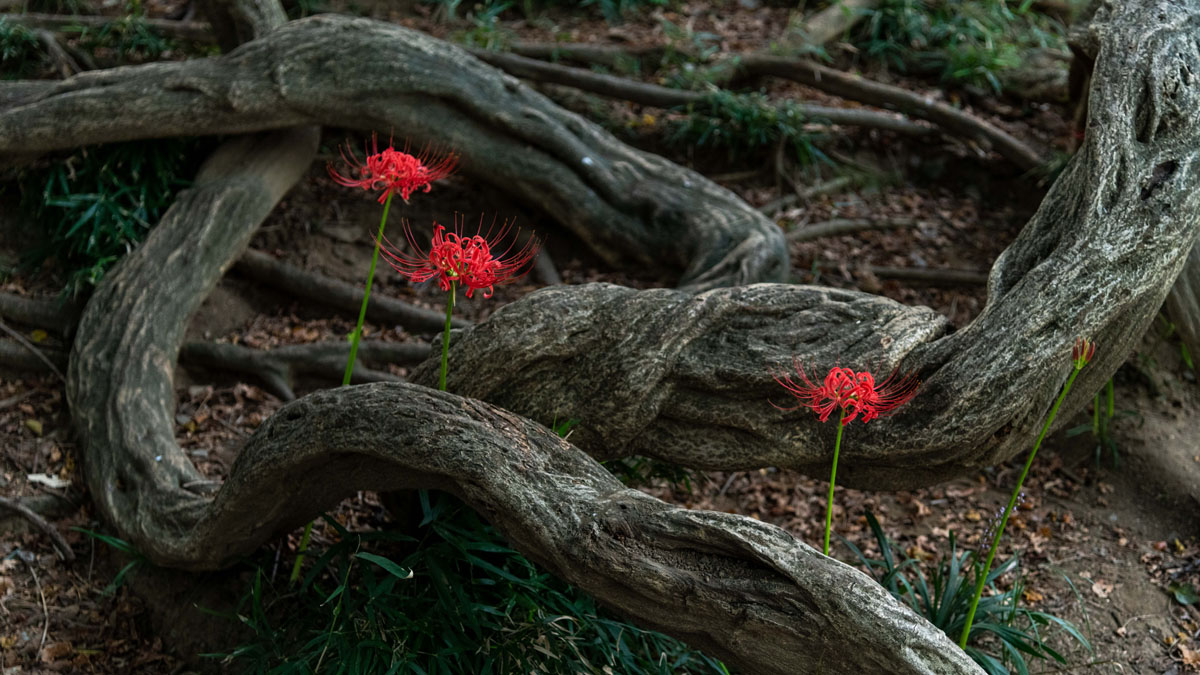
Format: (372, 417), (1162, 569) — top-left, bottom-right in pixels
(14, 139), (205, 296)
(844, 511), (1091, 675)
(667, 90), (833, 167)
(0, 17), (47, 80)
(212, 495), (727, 673)
(852, 0), (1067, 92)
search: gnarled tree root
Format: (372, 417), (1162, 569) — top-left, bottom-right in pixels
(406, 0), (1200, 490)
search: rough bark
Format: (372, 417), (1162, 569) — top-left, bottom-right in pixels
(406, 0), (1200, 489)
(0, 15), (787, 291)
(149, 383), (990, 674)
(67, 126), (320, 543)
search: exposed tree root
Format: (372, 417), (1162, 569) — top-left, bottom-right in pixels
(787, 217), (929, 242)
(406, 0), (1200, 489)
(234, 250), (463, 333)
(179, 340), (427, 401)
(0, 292), (80, 337)
(732, 56), (1044, 171)
(473, 49), (937, 137)
(0, 495), (75, 562)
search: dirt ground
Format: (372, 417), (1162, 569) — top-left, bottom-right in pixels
(2, 1), (1200, 673)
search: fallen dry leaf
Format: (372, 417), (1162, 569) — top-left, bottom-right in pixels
(1179, 642), (1200, 667)
(40, 641), (72, 663)
(1092, 580), (1114, 598)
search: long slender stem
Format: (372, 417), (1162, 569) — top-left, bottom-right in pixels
(438, 281), (456, 392)
(291, 192), (395, 585)
(343, 192), (395, 386)
(958, 364), (1085, 648)
(823, 408), (847, 556)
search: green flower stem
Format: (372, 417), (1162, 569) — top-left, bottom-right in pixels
(438, 281), (456, 392)
(1105, 379), (1114, 418)
(958, 363), (1086, 648)
(342, 192), (395, 386)
(291, 191), (395, 585)
(823, 408), (847, 556)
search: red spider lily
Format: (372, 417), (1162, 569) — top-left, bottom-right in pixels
(1072, 337), (1096, 368)
(379, 217), (539, 298)
(775, 361), (919, 425)
(327, 133), (458, 203)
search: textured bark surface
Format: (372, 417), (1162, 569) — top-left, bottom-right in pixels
(410, 0), (1200, 489)
(154, 383), (987, 674)
(0, 15), (787, 291)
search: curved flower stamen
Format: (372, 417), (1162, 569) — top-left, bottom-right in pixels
(327, 133), (458, 203)
(378, 216), (540, 298)
(775, 361), (919, 426)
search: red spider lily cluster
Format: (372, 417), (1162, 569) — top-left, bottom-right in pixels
(328, 134), (458, 203)
(379, 218), (539, 298)
(775, 362), (919, 425)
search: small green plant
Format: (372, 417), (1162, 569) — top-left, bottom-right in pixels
(215, 499), (727, 673)
(852, 0), (1066, 92)
(961, 338), (1094, 650)
(844, 512), (1091, 675)
(1067, 378), (1121, 467)
(668, 90), (834, 167)
(455, 1), (516, 50)
(76, 14), (175, 61)
(0, 17), (47, 80)
(72, 527), (149, 595)
(16, 139), (204, 296)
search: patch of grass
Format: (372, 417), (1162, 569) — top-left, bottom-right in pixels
(211, 498), (727, 673)
(72, 527), (149, 596)
(0, 17), (47, 80)
(667, 90), (833, 168)
(844, 511), (1091, 675)
(852, 0), (1067, 92)
(14, 139), (205, 297)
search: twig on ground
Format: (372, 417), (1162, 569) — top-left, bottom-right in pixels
(787, 217), (930, 242)
(0, 319), (65, 381)
(815, 263), (989, 286)
(0, 496), (76, 562)
(235, 250), (465, 333)
(759, 175), (855, 215)
(25, 556), (50, 652)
